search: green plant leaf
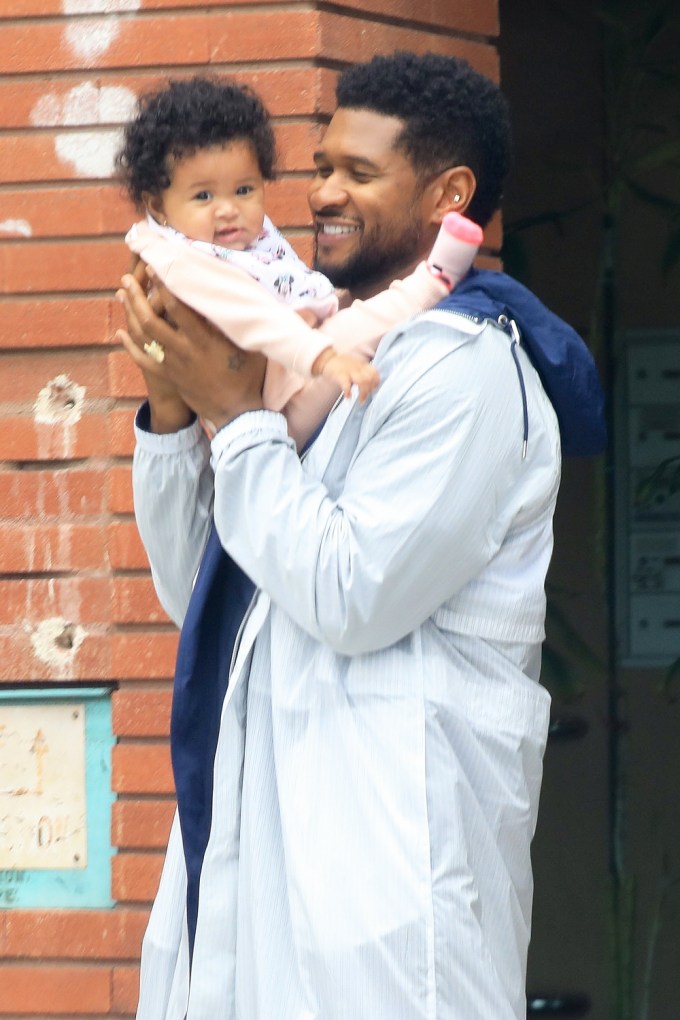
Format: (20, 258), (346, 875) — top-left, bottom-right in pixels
(662, 227), (680, 275)
(630, 140), (680, 175)
(659, 656), (680, 702)
(539, 643), (585, 703)
(625, 178), (680, 213)
(545, 599), (608, 680)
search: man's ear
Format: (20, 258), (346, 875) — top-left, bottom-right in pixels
(427, 166), (477, 223)
(142, 192), (166, 225)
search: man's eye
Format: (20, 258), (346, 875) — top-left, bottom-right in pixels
(314, 165), (333, 179)
(351, 171), (374, 183)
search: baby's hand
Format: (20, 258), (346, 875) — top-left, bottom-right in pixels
(313, 348), (380, 402)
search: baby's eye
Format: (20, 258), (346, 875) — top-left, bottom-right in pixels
(193, 190), (212, 202)
(235, 185), (254, 196)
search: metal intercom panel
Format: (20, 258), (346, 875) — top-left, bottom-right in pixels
(616, 331), (680, 666)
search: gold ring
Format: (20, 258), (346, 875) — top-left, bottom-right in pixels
(143, 339), (165, 364)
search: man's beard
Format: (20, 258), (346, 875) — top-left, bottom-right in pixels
(313, 214), (425, 292)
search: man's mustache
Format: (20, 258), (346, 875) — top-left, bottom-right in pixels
(314, 207), (358, 223)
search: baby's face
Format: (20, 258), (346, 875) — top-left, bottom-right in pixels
(150, 140), (266, 249)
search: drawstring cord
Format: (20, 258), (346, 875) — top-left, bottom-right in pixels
(498, 314), (528, 460)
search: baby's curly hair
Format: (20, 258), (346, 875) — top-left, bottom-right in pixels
(336, 52), (512, 227)
(116, 76), (277, 207)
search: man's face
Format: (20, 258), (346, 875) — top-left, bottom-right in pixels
(309, 108), (435, 297)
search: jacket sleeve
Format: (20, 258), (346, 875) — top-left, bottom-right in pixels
(126, 221), (333, 376)
(209, 319), (555, 655)
(127, 222), (444, 380)
(132, 406), (214, 628)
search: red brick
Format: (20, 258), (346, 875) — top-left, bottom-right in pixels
(113, 744), (174, 795)
(108, 464), (133, 515)
(0, 632), (111, 684)
(112, 577), (170, 625)
(107, 520), (149, 571)
(110, 407), (137, 457)
(2, 909), (148, 960)
(112, 689), (172, 736)
(0, 67), (330, 129)
(0, 413), (111, 462)
(113, 964), (141, 1014)
(0, 296), (115, 349)
(0, 0), (64, 13)
(275, 122), (326, 173)
(110, 632), (179, 680)
(0, 132), (64, 184)
(112, 800), (175, 850)
(318, 13), (500, 80)
(327, 0), (498, 34)
(0, 349), (112, 402)
(0, 123), (320, 191)
(1, 238), (128, 294)
(112, 853), (164, 903)
(1, 0), (293, 15)
(0, 964), (111, 1012)
(264, 178), (315, 227)
(0, 185), (131, 238)
(0, 522), (106, 572)
(0, 12), (318, 76)
(0, 577), (112, 626)
(0, 467), (107, 519)
(109, 350), (148, 400)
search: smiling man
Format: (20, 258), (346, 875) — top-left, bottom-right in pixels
(119, 51), (604, 1020)
(310, 109), (439, 294)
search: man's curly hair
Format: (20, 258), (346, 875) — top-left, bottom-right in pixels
(336, 52), (512, 227)
(116, 76), (277, 207)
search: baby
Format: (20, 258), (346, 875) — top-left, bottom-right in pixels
(116, 77), (483, 446)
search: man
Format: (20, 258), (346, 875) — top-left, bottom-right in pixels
(118, 52), (604, 1020)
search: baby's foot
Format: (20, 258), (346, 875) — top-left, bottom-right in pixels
(427, 211), (483, 290)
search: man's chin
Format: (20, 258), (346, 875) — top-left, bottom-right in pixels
(313, 246), (353, 284)
(313, 249), (364, 290)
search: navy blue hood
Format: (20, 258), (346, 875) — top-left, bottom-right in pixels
(437, 268), (607, 457)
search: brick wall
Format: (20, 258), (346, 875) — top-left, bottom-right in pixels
(0, 1), (499, 1015)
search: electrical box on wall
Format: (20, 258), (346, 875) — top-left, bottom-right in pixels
(0, 686), (114, 908)
(616, 331), (680, 667)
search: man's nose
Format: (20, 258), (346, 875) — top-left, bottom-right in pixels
(309, 172), (349, 211)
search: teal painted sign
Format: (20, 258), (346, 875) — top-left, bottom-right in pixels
(0, 687), (114, 908)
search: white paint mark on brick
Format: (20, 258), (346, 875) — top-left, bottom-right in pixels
(99, 85), (138, 122)
(55, 127), (126, 178)
(31, 82), (136, 177)
(65, 18), (119, 62)
(30, 618), (85, 678)
(34, 377), (87, 460)
(64, 0), (140, 12)
(34, 375), (86, 426)
(32, 92), (62, 126)
(32, 81), (135, 126)
(0, 220), (32, 237)
(62, 1), (141, 62)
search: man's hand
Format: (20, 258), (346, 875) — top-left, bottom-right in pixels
(116, 263), (266, 433)
(115, 259), (193, 433)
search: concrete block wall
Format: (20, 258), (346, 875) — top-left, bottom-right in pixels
(0, 1), (499, 1015)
